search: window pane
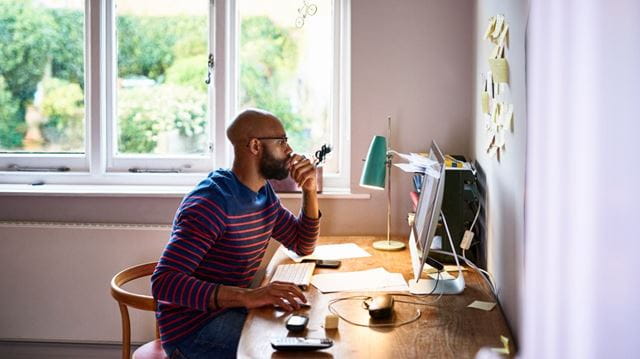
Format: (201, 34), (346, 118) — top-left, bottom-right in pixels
(237, 0), (333, 157)
(115, 1), (209, 156)
(0, 0), (85, 153)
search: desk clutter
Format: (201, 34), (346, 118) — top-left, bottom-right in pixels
(250, 237), (514, 357)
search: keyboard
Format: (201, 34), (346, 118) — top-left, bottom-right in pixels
(270, 262), (316, 289)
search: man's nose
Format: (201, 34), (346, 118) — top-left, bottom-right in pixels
(284, 143), (293, 155)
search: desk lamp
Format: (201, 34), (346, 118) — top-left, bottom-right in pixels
(360, 117), (406, 251)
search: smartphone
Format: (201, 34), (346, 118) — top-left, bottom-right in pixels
(302, 259), (341, 268)
(286, 314), (309, 332)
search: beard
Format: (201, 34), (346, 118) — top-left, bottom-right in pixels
(259, 149), (289, 180)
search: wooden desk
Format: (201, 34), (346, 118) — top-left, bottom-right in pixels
(238, 236), (514, 358)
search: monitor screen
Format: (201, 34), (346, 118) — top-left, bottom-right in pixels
(410, 141), (446, 280)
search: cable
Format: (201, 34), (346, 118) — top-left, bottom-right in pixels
(326, 273), (446, 329)
(469, 201), (481, 232)
(432, 249), (497, 296)
(328, 296), (421, 328)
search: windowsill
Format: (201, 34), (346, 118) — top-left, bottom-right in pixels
(0, 184), (371, 199)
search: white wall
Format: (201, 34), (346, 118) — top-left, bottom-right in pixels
(471, 0), (528, 345)
(0, 0), (475, 342)
(523, 0), (640, 357)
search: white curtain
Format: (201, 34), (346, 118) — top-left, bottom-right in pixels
(524, 0), (640, 358)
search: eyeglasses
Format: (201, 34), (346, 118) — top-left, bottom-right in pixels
(250, 136), (289, 147)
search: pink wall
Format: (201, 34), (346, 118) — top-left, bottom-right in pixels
(284, 0), (475, 235)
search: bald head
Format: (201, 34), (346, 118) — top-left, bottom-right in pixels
(226, 109), (283, 147)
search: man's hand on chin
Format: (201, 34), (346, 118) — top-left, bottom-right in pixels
(288, 153), (317, 192)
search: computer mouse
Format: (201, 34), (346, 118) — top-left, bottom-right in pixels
(367, 294), (394, 319)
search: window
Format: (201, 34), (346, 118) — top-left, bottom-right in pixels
(0, 0), (87, 170)
(0, 0), (350, 189)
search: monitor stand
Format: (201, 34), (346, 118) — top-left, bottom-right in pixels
(408, 211), (465, 295)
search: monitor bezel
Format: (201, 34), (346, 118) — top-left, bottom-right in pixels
(411, 141), (447, 276)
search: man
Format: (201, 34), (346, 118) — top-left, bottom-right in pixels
(151, 109), (320, 358)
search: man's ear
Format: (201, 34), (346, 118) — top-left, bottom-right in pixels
(247, 138), (261, 155)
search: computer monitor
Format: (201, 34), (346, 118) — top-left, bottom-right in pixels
(408, 140), (465, 295)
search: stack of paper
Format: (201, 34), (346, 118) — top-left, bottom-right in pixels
(310, 267), (409, 293)
(392, 152), (441, 178)
(283, 243), (371, 263)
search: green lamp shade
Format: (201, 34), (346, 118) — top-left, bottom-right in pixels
(360, 135), (387, 189)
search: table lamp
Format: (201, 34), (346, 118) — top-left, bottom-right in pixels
(359, 117), (406, 251)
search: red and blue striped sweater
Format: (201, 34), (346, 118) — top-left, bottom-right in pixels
(151, 169), (320, 346)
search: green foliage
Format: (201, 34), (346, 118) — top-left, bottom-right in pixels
(49, 8), (84, 86)
(165, 55), (207, 92)
(0, 1), (53, 102)
(40, 78), (84, 150)
(0, 75), (23, 149)
(116, 16), (207, 82)
(239, 16), (309, 150)
(117, 85), (207, 154)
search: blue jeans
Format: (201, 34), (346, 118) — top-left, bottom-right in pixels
(163, 308), (248, 359)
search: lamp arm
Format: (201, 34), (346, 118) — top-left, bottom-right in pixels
(387, 149), (401, 157)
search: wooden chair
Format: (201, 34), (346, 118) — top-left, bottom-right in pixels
(110, 262), (168, 359)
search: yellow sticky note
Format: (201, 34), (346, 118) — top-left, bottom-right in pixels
(498, 23), (509, 47)
(484, 17), (496, 39)
(491, 335), (510, 355)
(468, 300), (497, 311)
(489, 58), (509, 83)
(481, 91), (490, 114)
(492, 15), (504, 39)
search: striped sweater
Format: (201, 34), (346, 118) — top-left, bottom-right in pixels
(151, 169), (320, 346)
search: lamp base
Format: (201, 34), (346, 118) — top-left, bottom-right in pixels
(372, 240), (406, 251)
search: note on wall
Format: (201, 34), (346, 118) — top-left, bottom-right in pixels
(481, 14), (515, 161)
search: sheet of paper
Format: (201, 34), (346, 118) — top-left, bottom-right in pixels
(393, 163), (441, 179)
(311, 267), (409, 293)
(394, 163), (426, 173)
(421, 264), (467, 274)
(428, 271), (456, 280)
(394, 152), (437, 167)
(468, 300), (497, 311)
(284, 243), (371, 263)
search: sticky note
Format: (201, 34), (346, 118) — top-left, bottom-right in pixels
(491, 335), (510, 355)
(468, 300), (497, 311)
(495, 130), (505, 148)
(503, 104), (514, 131)
(498, 23), (509, 47)
(484, 17), (496, 39)
(489, 58), (509, 83)
(492, 15), (504, 38)
(481, 91), (490, 114)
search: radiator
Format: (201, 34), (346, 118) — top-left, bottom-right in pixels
(0, 221), (171, 344)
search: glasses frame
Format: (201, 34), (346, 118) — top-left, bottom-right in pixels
(248, 136), (289, 147)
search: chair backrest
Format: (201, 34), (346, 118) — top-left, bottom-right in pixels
(110, 262), (158, 359)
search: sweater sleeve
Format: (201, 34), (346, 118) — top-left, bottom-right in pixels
(151, 196), (226, 311)
(271, 202), (320, 256)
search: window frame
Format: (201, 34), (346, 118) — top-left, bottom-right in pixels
(0, 0), (351, 190)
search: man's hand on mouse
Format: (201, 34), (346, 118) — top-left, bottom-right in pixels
(242, 281), (307, 312)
